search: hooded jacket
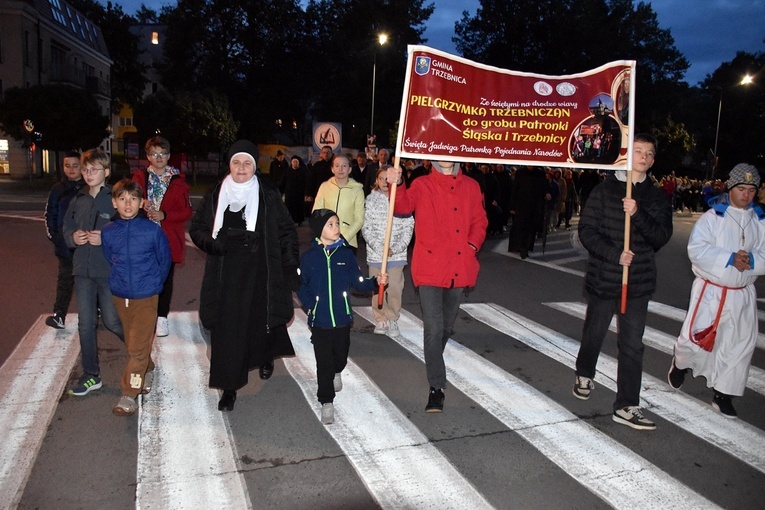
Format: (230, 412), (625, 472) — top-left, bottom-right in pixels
(392, 163), (488, 288)
(45, 178), (85, 259)
(579, 172), (672, 299)
(313, 177), (365, 248)
(62, 185), (116, 278)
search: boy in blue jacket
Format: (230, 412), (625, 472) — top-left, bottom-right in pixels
(102, 179), (171, 416)
(297, 209), (387, 425)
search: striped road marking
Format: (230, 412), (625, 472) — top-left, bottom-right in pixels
(284, 310), (492, 510)
(0, 315), (80, 509)
(356, 307), (717, 509)
(546, 301), (765, 396)
(136, 312), (251, 510)
(462, 303), (765, 476)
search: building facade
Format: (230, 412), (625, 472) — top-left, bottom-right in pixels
(0, 0), (112, 178)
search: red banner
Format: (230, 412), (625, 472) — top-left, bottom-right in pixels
(396, 46), (636, 169)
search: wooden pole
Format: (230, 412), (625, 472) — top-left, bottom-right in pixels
(620, 170), (632, 314)
(378, 156), (400, 308)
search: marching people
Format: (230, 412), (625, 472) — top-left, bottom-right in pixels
(63, 149), (125, 396)
(362, 166), (414, 335)
(572, 134), (672, 430)
(669, 163), (765, 418)
(132, 136), (192, 337)
(44, 150), (85, 329)
(297, 209), (387, 424)
(386, 160), (487, 413)
(190, 140), (300, 412)
(280, 155), (308, 225)
(312, 153), (365, 253)
(102, 179), (171, 416)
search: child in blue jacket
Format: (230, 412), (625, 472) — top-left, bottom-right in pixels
(102, 179), (171, 416)
(297, 209), (387, 425)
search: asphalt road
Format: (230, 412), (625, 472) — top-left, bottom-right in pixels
(1, 182), (764, 509)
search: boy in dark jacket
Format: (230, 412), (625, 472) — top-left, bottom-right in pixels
(63, 149), (125, 397)
(297, 209), (388, 425)
(44, 151), (84, 329)
(102, 179), (171, 416)
(573, 134), (672, 431)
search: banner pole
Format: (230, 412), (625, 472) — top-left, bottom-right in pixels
(378, 155), (400, 308)
(620, 63), (637, 314)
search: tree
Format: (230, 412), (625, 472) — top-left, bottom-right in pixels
(0, 85), (109, 178)
(68, 0), (146, 113)
(454, 0), (689, 135)
(700, 51), (764, 175)
(651, 116), (693, 177)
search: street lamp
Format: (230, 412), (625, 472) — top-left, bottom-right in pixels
(370, 33), (388, 137)
(712, 74), (754, 178)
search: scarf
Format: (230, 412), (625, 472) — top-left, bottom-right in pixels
(212, 174), (260, 238)
(146, 166), (178, 224)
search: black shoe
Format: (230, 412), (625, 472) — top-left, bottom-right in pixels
(667, 358), (687, 390)
(45, 313), (65, 329)
(218, 390), (236, 411)
(712, 390), (737, 418)
(425, 387), (444, 413)
(259, 360), (274, 380)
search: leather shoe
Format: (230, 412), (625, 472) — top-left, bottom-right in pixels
(218, 390), (236, 411)
(259, 360), (274, 380)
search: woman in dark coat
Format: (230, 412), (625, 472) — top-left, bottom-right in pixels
(190, 140), (301, 411)
(279, 155), (308, 225)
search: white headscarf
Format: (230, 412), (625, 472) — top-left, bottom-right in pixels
(212, 153), (260, 238)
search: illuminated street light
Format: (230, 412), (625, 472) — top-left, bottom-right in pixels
(712, 75), (754, 178)
(370, 33), (388, 137)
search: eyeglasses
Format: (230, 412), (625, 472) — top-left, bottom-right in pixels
(150, 152), (168, 159)
(83, 167), (104, 175)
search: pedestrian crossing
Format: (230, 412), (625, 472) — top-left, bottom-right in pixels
(1, 298), (763, 508)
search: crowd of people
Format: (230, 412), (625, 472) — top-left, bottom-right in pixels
(44, 135), (764, 427)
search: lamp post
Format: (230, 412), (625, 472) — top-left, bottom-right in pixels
(370, 33), (388, 137)
(712, 74), (754, 178)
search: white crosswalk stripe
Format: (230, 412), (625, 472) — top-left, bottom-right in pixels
(2, 302), (763, 508)
(356, 307), (717, 508)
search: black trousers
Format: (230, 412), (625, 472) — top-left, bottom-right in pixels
(53, 255), (75, 315)
(311, 324), (351, 404)
(157, 263), (175, 318)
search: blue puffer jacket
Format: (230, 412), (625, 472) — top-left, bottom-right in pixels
(102, 213), (172, 299)
(297, 237), (378, 328)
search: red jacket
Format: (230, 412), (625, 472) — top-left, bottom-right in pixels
(132, 169), (193, 263)
(392, 169), (487, 288)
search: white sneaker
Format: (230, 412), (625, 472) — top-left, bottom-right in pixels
(387, 320), (400, 336)
(333, 372), (343, 392)
(321, 403), (334, 424)
(156, 317), (169, 337)
(373, 320), (388, 334)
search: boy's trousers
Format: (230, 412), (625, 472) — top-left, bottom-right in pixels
(113, 295), (158, 398)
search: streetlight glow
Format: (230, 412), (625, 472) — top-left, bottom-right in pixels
(370, 33), (389, 136)
(712, 74), (755, 178)
(741, 74), (754, 85)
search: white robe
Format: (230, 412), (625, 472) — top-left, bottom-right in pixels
(675, 204), (765, 395)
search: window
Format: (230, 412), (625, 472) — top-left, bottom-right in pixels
(152, 31), (159, 45)
(119, 117), (133, 127)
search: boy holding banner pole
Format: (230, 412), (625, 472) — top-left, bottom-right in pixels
(385, 160), (487, 412)
(572, 133), (672, 430)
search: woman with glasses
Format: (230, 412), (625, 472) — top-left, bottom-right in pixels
(132, 136), (193, 337)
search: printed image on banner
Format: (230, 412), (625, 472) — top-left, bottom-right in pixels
(397, 45), (635, 169)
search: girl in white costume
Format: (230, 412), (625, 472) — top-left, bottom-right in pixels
(670, 163), (765, 418)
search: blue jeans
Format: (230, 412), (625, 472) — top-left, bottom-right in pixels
(75, 276), (124, 376)
(575, 293), (649, 410)
(419, 286), (464, 389)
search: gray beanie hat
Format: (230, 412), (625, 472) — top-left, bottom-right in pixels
(727, 163), (760, 189)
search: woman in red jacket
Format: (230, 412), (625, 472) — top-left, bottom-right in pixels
(132, 136), (193, 337)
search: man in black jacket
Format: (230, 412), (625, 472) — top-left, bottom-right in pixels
(572, 133), (672, 431)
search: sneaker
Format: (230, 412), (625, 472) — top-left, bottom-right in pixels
(321, 403), (334, 424)
(613, 406), (656, 430)
(667, 358), (687, 390)
(425, 387), (444, 413)
(373, 320), (388, 335)
(387, 320), (400, 336)
(333, 372), (343, 392)
(572, 375), (594, 400)
(142, 370), (154, 395)
(712, 391), (737, 418)
(156, 317), (169, 337)
(68, 374), (102, 396)
(45, 313), (65, 329)
(113, 396), (138, 416)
